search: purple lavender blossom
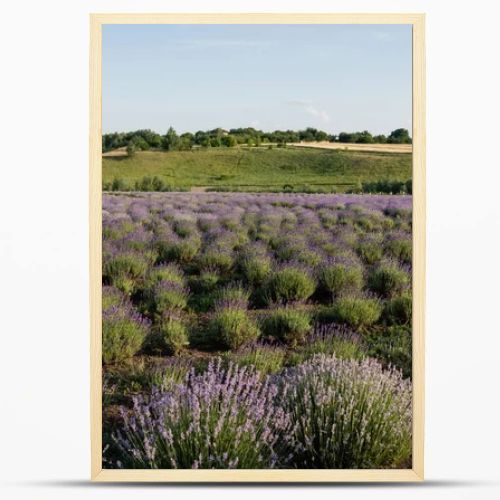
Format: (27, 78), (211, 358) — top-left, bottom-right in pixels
(111, 360), (291, 469)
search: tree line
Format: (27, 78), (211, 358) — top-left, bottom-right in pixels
(103, 127), (412, 153)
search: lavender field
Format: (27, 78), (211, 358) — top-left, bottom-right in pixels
(102, 192), (413, 469)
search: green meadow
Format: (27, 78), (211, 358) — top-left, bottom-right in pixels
(103, 147), (412, 192)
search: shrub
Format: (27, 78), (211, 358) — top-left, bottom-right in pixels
(262, 308), (311, 346)
(150, 280), (189, 312)
(103, 357), (192, 405)
(102, 286), (125, 310)
(172, 219), (196, 238)
(158, 316), (189, 355)
(103, 252), (148, 294)
(366, 326), (412, 378)
(156, 238), (200, 264)
(240, 255), (271, 285)
(111, 361), (290, 468)
(368, 263), (410, 297)
(298, 324), (365, 361)
(356, 241), (383, 265)
(102, 305), (150, 364)
(214, 283), (250, 309)
(384, 294), (412, 325)
(147, 263), (185, 286)
(280, 355), (412, 468)
(318, 259), (363, 298)
(385, 237), (412, 264)
(226, 345), (286, 376)
(197, 247), (234, 273)
(189, 269), (220, 292)
(331, 297), (382, 328)
(111, 177), (128, 191)
(209, 308), (260, 350)
(266, 265), (316, 304)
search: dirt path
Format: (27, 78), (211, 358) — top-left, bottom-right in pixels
(190, 186), (209, 193)
(289, 141), (412, 153)
(102, 147), (128, 157)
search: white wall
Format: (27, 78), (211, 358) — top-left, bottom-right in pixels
(1, 1), (499, 499)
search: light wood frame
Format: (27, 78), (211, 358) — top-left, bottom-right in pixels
(90, 13), (425, 483)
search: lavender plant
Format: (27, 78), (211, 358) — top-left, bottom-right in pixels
(209, 307), (260, 350)
(111, 360), (291, 469)
(368, 262), (410, 297)
(266, 263), (316, 304)
(261, 307), (312, 346)
(331, 296), (383, 329)
(280, 354), (412, 468)
(318, 257), (364, 299)
(102, 305), (150, 364)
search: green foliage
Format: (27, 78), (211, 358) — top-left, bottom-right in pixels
(261, 308), (312, 346)
(388, 128), (412, 144)
(197, 248), (233, 273)
(103, 147), (412, 193)
(158, 317), (190, 355)
(103, 358), (192, 404)
(384, 294), (412, 325)
(359, 179), (412, 195)
(240, 255), (271, 285)
(221, 134), (238, 147)
(150, 281), (189, 312)
(281, 355), (412, 468)
(266, 267), (316, 304)
(209, 308), (261, 350)
(102, 286), (125, 310)
(356, 241), (383, 265)
(214, 283), (250, 309)
(189, 269), (220, 292)
(103, 252), (148, 294)
(156, 238), (201, 264)
(330, 297), (383, 328)
(226, 346), (286, 375)
(385, 238), (412, 264)
(147, 264), (185, 286)
(111, 177), (128, 191)
(318, 262), (363, 298)
(162, 126), (180, 151)
(298, 335), (365, 362)
(368, 264), (410, 297)
(102, 307), (149, 364)
(126, 142), (136, 157)
(366, 326), (412, 378)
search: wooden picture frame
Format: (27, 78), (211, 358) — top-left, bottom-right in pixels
(90, 13), (425, 482)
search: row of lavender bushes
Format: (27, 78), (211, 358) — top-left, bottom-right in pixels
(108, 355), (412, 469)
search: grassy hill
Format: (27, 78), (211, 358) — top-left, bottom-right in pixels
(102, 146), (412, 192)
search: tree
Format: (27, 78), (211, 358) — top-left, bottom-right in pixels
(221, 135), (237, 147)
(356, 131), (374, 144)
(126, 142), (136, 157)
(373, 134), (387, 143)
(162, 127), (180, 151)
(130, 135), (150, 150)
(338, 132), (354, 143)
(315, 130), (329, 142)
(179, 132), (194, 150)
(388, 128), (412, 144)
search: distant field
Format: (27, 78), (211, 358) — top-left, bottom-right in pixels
(289, 141), (412, 154)
(102, 147), (412, 192)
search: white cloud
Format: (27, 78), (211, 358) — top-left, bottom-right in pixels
(285, 99), (330, 123)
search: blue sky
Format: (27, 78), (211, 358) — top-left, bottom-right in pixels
(103, 24), (412, 135)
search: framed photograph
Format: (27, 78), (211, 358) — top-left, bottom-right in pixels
(90, 13), (425, 482)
